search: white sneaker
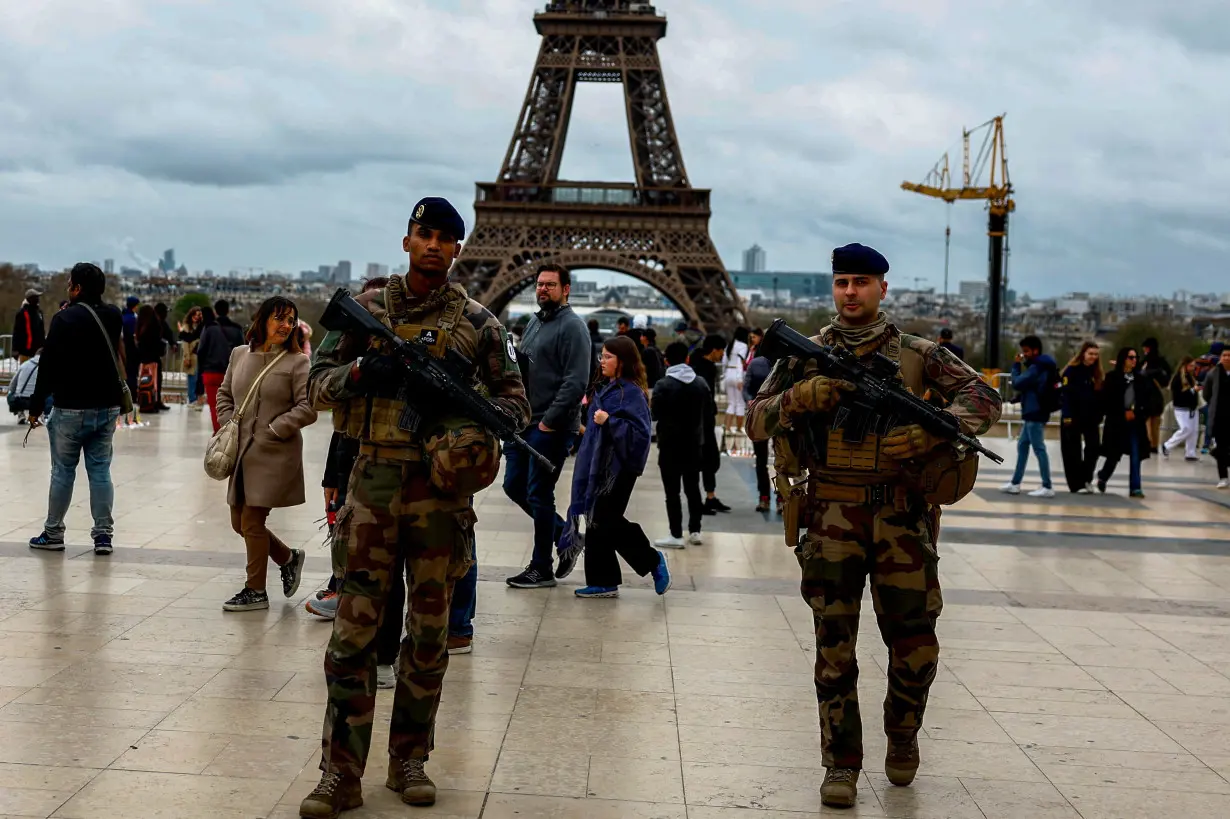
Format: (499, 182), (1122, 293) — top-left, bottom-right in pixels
(376, 664), (396, 689)
(1218, 480), (1229, 490)
(687, 532), (703, 546)
(999, 483), (1021, 495)
(654, 536), (686, 550)
(1077, 486), (1093, 495)
(1028, 487), (1056, 498)
(1084, 482), (1096, 494)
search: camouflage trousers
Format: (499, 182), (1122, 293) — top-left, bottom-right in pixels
(796, 497), (943, 770)
(319, 454), (475, 780)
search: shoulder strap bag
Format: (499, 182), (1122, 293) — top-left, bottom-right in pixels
(81, 304), (134, 415)
(203, 350), (287, 481)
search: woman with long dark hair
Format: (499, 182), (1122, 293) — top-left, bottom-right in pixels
(1163, 357), (1201, 461)
(1096, 347), (1153, 498)
(557, 335), (671, 598)
(135, 304), (164, 413)
(1059, 341), (1104, 493)
(215, 296), (317, 611)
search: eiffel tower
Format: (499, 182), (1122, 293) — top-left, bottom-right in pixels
(453, 1), (745, 330)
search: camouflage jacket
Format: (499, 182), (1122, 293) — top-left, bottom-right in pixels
(308, 277), (530, 447)
(746, 323), (1002, 474)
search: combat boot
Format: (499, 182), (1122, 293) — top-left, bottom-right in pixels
(885, 735), (920, 786)
(820, 767), (858, 808)
(299, 771), (362, 818)
(387, 756), (436, 806)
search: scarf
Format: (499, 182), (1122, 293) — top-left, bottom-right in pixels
(827, 311), (892, 356)
(556, 378), (652, 562)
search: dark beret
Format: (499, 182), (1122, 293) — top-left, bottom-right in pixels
(408, 197), (466, 242)
(832, 243), (889, 277)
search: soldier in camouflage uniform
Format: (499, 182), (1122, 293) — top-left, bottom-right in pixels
(299, 198), (530, 818)
(747, 243), (1001, 809)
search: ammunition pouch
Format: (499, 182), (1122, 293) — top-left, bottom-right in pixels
(902, 446), (979, 506)
(424, 417), (501, 498)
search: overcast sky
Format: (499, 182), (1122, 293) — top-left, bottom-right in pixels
(1, 0), (1227, 297)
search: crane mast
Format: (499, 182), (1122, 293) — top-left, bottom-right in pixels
(902, 115), (1016, 369)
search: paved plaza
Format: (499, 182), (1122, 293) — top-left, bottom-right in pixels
(1, 409), (1230, 818)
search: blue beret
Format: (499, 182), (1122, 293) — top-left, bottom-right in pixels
(408, 197), (466, 242)
(831, 243), (889, 277)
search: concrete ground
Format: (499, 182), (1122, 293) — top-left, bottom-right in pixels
(0, 408), (1229, 818)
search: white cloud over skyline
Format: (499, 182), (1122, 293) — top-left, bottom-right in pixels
(0, 0), (1226, 296)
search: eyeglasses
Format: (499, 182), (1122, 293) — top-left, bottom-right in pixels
(1126, 354), (1137, 359)
(536, 282), (559, 290)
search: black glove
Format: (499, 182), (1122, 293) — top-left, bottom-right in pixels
(356, 354), (402, 394)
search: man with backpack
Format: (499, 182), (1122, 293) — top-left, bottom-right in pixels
(1001, 335), (1059, 498)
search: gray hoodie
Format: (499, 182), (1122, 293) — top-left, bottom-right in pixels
(519, 303), (592, 431)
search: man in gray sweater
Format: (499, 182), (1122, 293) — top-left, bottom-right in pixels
(505, 262), (593, 588)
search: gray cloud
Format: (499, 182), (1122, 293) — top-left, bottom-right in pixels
(0, 0), (1226, 296)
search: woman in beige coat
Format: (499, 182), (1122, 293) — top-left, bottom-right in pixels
(216, 296), (318, 612)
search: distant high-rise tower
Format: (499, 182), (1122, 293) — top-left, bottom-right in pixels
(742, 244), (766, 274)
(103, 259), (114, 275)
(331, 261), (352, 285)
(159, 249), (176, 273)
(365, 263), (389, 281)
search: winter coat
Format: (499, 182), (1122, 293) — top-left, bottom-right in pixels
(1010, 354), (1058, 423)
(217, 345), (317, 509)
(1060, 363), (1102, 425)
(1100, 371), (1152, 459)
(651, 364), (709, 464)
(1140, 352), (1172, 414)
(11, 303), (45, 357)
(1205, 366), (1230, 433)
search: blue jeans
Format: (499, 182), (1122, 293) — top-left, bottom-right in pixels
(1098, 426), (1143, 493)
(1011, 420), (1052, 488)
(45, 407), (121, 539)
(502, 425), (570, 573)
(186, 371), (198, 404)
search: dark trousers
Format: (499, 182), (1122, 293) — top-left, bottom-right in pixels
(1059, 420), (1099, 492)
(753, 438), (771, 498)
(659, 458), (702, 538)
(502, 425), (570, 573)
(702, 432), (719, 494)
(1098, 427), (1143, 493)
(1216, 423), (1230, 479)
(583, 472), (659, 588)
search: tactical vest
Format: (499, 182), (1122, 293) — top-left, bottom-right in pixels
(340, 279), (477, 448)
(802, 326), (927, 487)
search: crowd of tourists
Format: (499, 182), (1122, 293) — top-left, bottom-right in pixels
(1003, 335), (1230, 498)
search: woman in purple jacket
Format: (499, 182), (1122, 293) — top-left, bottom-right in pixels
(557, 336), (672, 598)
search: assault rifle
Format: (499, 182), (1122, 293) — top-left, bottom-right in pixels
(759, 318), (1004, 464)
(320, 288), (557, 473)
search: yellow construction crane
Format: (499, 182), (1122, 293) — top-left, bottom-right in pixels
(902, 114), (1015, 367)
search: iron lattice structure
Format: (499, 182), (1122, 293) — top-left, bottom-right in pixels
(453, 1), (745, 330)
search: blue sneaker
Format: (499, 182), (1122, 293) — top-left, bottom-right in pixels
(93, 535), (113, 556)
(575, 585), (619, 599)
(651, 551), (672, 595)
(29, 532), (65, 552)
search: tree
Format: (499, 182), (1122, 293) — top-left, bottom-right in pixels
(1111, 316), (1205, 362)
(173, 292), (214, 327)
